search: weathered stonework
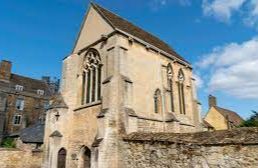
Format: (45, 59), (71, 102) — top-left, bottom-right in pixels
(43, 3), (203, 168)
(122, 128), (258, 168)
(123, 142), (258, 168)
(0, 148), (43, 168)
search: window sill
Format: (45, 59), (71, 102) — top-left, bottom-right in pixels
(74, 101), (101, 111)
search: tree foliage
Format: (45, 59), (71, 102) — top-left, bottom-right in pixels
(240, 110), (258, 127)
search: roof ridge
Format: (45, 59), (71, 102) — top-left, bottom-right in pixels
(215, 106), (237, 114)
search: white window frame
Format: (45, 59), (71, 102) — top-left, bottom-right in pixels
(15, 85), (24, 91)
(13, 115), (22, 125)
(15, 98), (25, 111)
(37, 89), (44, 96)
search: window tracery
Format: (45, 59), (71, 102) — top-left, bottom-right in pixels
(82, 49), (102, 105)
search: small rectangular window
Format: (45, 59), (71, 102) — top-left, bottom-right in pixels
(43, 101), (49, 110)
(37, 89), (44, 96)
(15, 85), (24, 91)
(13, 115), (22, 125)
(16, 98), (25, 110)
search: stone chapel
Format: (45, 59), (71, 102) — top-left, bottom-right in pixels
(43, 3), (202, 168)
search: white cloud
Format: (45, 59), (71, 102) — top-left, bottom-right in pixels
(196, 37), (258, 99)
(245, 0), (258, 28)
(202, 0), (258, 29)
(250, 0), (258, 15)
(202, 0), (246, 22)
(149, 0), (191, 11)
(178, 0), (191, 6)
(193, 74), (204, 88)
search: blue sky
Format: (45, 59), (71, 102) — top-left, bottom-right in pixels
(0, 0), (257, 118)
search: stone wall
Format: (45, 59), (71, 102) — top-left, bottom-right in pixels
(0, 148), (43, 168)
(122, 128), (258, 168)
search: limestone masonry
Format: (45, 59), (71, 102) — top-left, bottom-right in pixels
(123, 128), (258, 168)
(42, 3), (257, 168)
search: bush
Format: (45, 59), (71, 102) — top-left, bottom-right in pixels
(1, 138), (16, 148)
(240, 111), (258, 127)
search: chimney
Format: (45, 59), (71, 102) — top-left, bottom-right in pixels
(208, 95), (217, 108)
(0, 60), (12, 81)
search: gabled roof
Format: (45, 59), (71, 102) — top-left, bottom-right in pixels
(202, 119), (214, 129)
(91, 3), (188, 64)
(214, 106), (244, 126)
(20, 122), (44, 143)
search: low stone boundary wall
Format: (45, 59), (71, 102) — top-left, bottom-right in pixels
(123, 128), (258, 168)
(0, 148), (43, 168)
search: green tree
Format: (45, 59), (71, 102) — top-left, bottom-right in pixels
(240, 110), (258, 127)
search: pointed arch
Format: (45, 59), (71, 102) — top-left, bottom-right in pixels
(167, 63), (174, 112)
(167, 63), (173, 79)
(82, 48), (102, 105)
(177, 69), (186, 114)
(57, 148), (67, 168)
(78, 146), (91, 168)
(154, 89), (162, 114)
(178, 68), (185, 82)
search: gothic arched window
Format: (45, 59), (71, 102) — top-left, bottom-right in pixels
(78, 146), (91, 168)
(154, 89), (162, 114)
(82, 49), (102, 105)
(178, 69), (186, 114)
(57, 148), (67, 168)
(167, 63), (174, 112)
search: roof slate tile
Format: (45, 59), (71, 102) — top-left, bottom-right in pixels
(92, 3), (189, 63)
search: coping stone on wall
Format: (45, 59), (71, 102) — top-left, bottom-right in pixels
(123, 127), (258, 145)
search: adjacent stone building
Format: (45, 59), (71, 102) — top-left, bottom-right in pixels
(204, 95), (244, 130)
(0, 122), (44, 168)
(43, 3), (203, 168)
(0, 60), (59, 143)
